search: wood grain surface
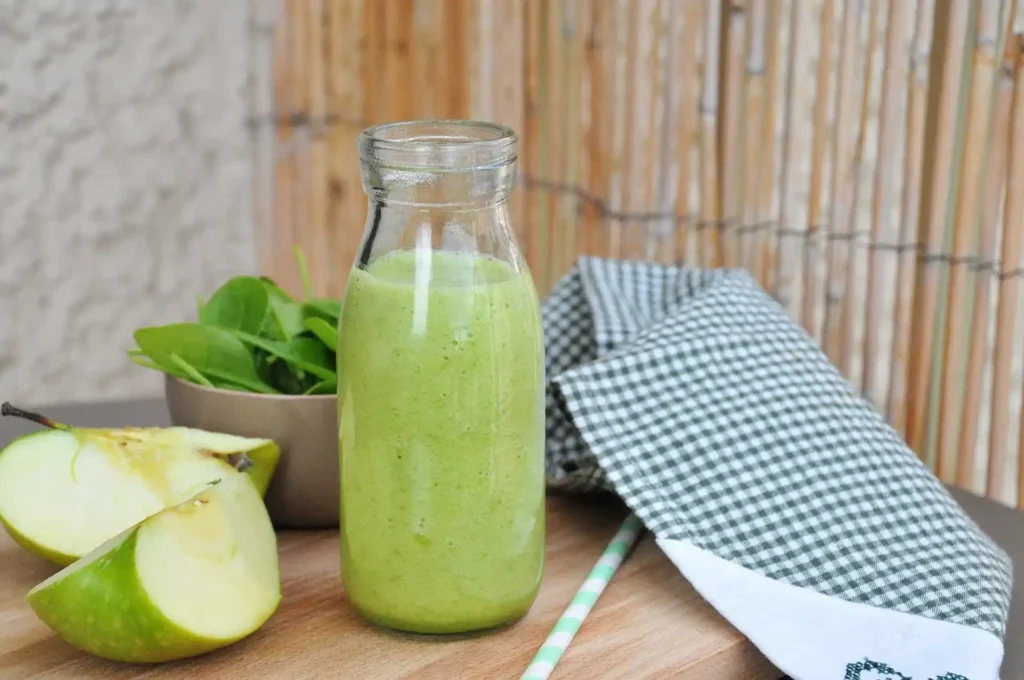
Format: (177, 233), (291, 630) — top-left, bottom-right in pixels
(0, 491), (777, 680)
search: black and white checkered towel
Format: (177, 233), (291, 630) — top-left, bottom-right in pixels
(542, 257), (1012, 680)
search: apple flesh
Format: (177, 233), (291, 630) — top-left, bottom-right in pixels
(0, 403), (280, 565)
(26, 473), (281, 663)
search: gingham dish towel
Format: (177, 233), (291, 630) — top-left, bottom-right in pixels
(543, 257), (1013, 680)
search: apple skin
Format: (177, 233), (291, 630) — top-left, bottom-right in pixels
(27, 530), (235, 663)
(0, 514), (78, 567)
(25, 476), (282, 664)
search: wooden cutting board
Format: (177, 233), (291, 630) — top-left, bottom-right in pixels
(0, 490), (778, 679)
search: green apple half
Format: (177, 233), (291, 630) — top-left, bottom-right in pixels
(26, 472), (281, 663)
(0, 403), (280, 565)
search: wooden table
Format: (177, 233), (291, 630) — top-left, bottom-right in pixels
(0, 399), (778, 679)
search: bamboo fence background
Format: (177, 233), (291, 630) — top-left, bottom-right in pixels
(247, 0), (1024, 509)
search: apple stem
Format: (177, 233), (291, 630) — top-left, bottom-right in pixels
(1, 403), (71, 431)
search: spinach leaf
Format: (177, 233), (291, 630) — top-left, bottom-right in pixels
(304, 377), (337, 395)
(294, 245), (314, 300)
(169, 353), (215, 388)
(232, 330), (336, 380)
(128, 352), (172, 375)
(134, 323), (277, 394)
(253, 348), (276, 385)
(264, 356), (307, 395)
(128, 249), (342, 397)
(199, 277), (269, 335)
(302, 298), (341, 324)
(260, 280), (305, 339)
(303, 317), (338, 351)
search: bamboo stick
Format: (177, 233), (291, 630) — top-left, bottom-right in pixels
(937, 0), (1004, 484)
(756, 0), (783, 291)
(719, 1), (747, 268)
(545, 0), (568, 284)
(607, 0), (630, 261)
(272, 1), (297, 295)
(903, 0), (971, 456)
(740, 0), (766, 277)
(304, 0), (328, 295)
(673, 1), (705, 266)
(837, 0), (881, 381)
(412, 0), (435, 119)
(653, 0), (675, 264)
(289, 0), (311, 295)
(488, 0), (525, 245)
(326, 0), (366, 296)
(642, 0), (667, 262)
(364, 0), (388, 122)
(618, 0), (643, 260)
(361, 0), (377, 123)
(576, 0), (596, 260)
(989, 33), (1024, 502)
(523, 0), (544, 286)
(441, 0), (470, 119)
(888, 0), (936, 433)
(799, 0), (836, 341)
(1014, 30), (1024, 509)
(561, 0), (589, 276)
(827, 0), (876, 378)
(862, 0), (913, 404)
(775, 0), (811, 315)
(699, 0), (723, 268)
(385, 0), (416, 122)
(821, 0), (864, 369)
(583, 0), (610, 258)
(605, 0), (625, 261)
(965, 31), (1015, 495)
(473, 0), (486, 117)
(468, 0), (486, 120)
(419, 0), (445, 118)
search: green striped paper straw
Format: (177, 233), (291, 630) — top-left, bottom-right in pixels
(520, 513), (645, 680)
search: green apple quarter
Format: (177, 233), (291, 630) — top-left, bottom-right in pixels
(26, 473), (281, 663)
(0, 402), (280, 565)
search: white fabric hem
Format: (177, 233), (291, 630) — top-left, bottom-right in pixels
(656, 537), (1005, 680)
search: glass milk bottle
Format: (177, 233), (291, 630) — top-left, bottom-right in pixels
(337, 120), (546, 635)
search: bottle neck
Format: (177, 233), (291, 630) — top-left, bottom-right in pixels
(362, 162), (515, 210)
(357, 197), (521, 271)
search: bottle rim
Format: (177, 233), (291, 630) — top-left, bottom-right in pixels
(358, 119), (517, 172)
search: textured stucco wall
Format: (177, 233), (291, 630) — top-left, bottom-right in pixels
(0, 1), (258, 406)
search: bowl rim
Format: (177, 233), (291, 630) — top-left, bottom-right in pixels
(164, 374), (337, 401)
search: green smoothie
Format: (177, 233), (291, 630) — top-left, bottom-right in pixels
(337, 249), (546, 635)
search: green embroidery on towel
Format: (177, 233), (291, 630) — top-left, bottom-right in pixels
(844, 659), (912, 679)
(842, 659), (969, 680)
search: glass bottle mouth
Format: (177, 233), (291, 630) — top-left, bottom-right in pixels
(359, 120), (517, 173)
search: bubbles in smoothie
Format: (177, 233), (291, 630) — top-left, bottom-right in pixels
(413, 517), (431, 546)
